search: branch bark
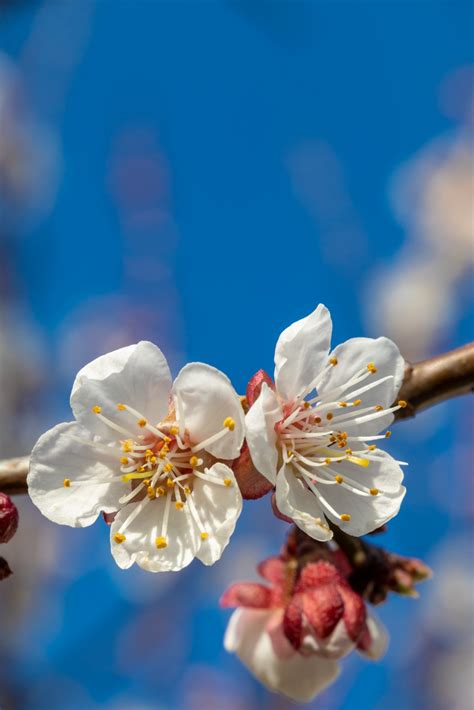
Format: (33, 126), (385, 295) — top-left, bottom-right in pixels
(395, 343), (474, 420)
(1, 342), (473, 495)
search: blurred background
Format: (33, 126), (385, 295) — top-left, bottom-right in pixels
(0, 1), (473, 708)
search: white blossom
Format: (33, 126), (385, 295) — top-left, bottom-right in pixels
(245, 305), (407, 540)
(28, 342), (244, 572)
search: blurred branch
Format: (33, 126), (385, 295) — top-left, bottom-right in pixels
(0, 456), (29, 495)
(395, 342), (474, 420)
(0, 343), (473, 496)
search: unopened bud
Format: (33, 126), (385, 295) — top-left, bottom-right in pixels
(0, 493), (18, 544)
(246, 369), (275, 407)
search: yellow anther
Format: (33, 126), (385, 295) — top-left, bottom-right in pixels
(324, 458), (331, 465)
(353, 399), (362, 406)
(223, 417), (235, 431)
(374, 405), (384, 412)
(155, 536), (168, 549)
(368, 444), (377, 451)
(122, 440), (133, 453)
(137, 418), (147, 428)
(287, 449), (293, 457)
(398, 400), (408, 408)
(200, 531), (209, 541)
(164, 463), (173, 473)
(145, 449), (154, 458)
(175, 501), (184, 510)
(385, 431), (392, 438)
(92, 405), (102, 414)
(137, 466), (146, 473)
(150, 456), (157, 465)
(335, 475), (344, 484)
(347, 455), (370, 468)
(170, 426), (179, 435)
(329, 357), (338, 366)
(184, 486), (191, 495)
(147, 486), (156, 499)
(117, 403), (126, 411)
(114, 533), (126, 544)
(340, 514), (351, 522)
(314, 416), (321, 424)
(143, 479), (150, 486)
(120, 457), (129, 465)
(224, 478), (232, 487)
(370, 488), (379, 496)
(338, 402), (348, 408)
(63, 478), (71, 488)
(156, 486), (165, 497)
(303, 401), (311, 409)
(367, 362), (377, 374)
(166, 477), (174, 488)
(338, 442), (346, 449)
(164, 436), (172, 443)
(326, 412), (333, 421)
(189, 455), (199, 468)
(345, 448), (353, 455)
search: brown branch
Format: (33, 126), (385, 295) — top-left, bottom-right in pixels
(0, 456), (29, 495)
(1, 343), (473, 496)
(395, 342), (474, 420)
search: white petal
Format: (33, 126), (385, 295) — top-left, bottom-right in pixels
(274, 304), (332, 402)
(318, 337), (404, 435)
(27, 422), (124, 527)
(224, 609), (340, 703)
(70, 341), (172, 441)
(192, 463), (243, 566)
(316, 473), (406, 537)
(359, 612), (389, 660)
(245, 383), (283, 485)
(172, 362), (244, 459)
(330, 449), (404, 494)
(303, 619), (354, 660)
(110, 497), (199, 572)
(275, 465), (333, 542)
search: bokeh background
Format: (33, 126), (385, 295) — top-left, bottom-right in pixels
(0, 1), (473, 708)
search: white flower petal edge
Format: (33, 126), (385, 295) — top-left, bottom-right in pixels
(275, 465), (332, 542)
(71, 341), (172, 442)
(172, 362), (245, 460)
(224, 608), (340, 703)
(27, 422), (125, 527)
(245, 383), (283, 485)
(274, 304), (332, 402)
(246, 304), (407, 541)
(358, 612), (389, 660)
(317, 337), (405, 436)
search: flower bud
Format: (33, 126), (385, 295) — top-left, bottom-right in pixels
(0, 556), (12, 581)
(231, 442), (274, 500)
(246, 369), (275, 407)
(0, 493), (18, 544)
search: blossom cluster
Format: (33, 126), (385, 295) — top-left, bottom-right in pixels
(24, 304), (421, 701)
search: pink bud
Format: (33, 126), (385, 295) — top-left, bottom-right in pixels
(246, 369), (275, 407)
(231, 442), (274, 500)
(0, 493), (18, 544)
(0, 556), (12, 581)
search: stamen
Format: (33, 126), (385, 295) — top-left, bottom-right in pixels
(200, 531), (209, 541)
(329, 357), (338, 366)
(335, 475), (344, 484)
(367, 363), (377, 374)
(370, 488), (379, 496)
(114, 533), (126, 544)
(155, 536), (168, 549)
(223, 417), (235, 431)
(398, 400), (408, 408)
(63, 478), (71, 488)
(91, 405), (102, 414)
(340, 513), (351, 521)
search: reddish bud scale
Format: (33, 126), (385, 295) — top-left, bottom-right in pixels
(0, 493), (19, 544)
(246, 369), (275, 407)
(231, 442), (274, 500)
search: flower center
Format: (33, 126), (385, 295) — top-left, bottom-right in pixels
(275, 360), (408, 527)
(65, 403), (236, 550)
